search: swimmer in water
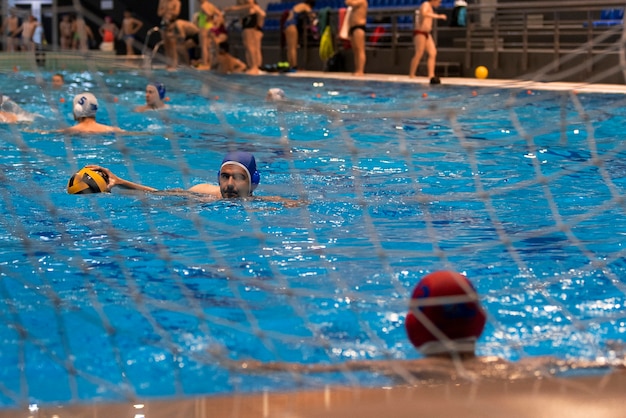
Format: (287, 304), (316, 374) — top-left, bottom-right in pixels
(134, 82), (169, 112)
(51, 73), (64, 89)
(84, 151), (304, 206)
(62, 92), (125, 134)
(0, 94), (37, 123)
(266, 88), (286, 101)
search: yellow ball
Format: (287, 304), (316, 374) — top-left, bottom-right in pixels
(475, 66), (488, 79)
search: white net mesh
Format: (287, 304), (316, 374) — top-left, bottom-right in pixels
(1, 4), (626, 416)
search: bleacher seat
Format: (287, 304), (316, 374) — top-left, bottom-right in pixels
(583, 8), (624, 27)
(597, 8), (624, 26)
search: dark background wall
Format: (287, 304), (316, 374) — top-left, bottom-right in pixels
(54, 0), (190, 53)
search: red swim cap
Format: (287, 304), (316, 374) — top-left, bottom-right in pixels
(405, 271), (486, 353)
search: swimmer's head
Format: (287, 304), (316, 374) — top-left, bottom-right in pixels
(217, 151), (260, 198)
(67, 167), (110, 194)
(52, 73), (64, 88)
(73, 92), (98, 120)
(148, 82), (166, 100)
(266, 88), (286, 101)
(405, 271), (486, 357)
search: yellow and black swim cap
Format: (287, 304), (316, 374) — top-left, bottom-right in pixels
(67, 167), (109, 194)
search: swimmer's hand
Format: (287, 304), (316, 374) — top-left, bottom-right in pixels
(85, 164), (158, 192)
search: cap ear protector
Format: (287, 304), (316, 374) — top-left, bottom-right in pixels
(148, 82), (166, 100)
(73, 93), (98, 119)
(67, 167), (109, 194)
(217, 151), (261, 194)
(217, 163), (261, 193)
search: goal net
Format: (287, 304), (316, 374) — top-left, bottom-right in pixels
(1, 3), (626, 417)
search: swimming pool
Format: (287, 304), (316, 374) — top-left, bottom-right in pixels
(1, 68), (626, 406)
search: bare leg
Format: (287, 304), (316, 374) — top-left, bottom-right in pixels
(284, 25), (298, 68)
(350, 28), (366, 76)
(425, 38), (437, 79)
(242, 29), (258, 74)
(255, 30), (263, 69)
(409, 34), (426, 78)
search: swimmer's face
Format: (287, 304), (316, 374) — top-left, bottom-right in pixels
(145, 85), (161, 106)
(219, 164), (251, 198)
(52, 75), (63, 88)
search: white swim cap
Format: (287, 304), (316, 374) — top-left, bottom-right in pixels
(73, 92), (98, 119)
(266, 88), (286, 101)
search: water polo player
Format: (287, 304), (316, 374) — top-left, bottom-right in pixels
(135, 82), (169, 112)
(62, 92), (125, 133)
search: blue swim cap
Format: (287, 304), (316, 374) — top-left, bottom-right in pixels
(149, 82), (166, 100)
(218, 151), (261, 192)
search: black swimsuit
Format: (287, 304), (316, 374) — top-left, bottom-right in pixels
(242, 13), (262, 31)
(349, 24), (366, 36)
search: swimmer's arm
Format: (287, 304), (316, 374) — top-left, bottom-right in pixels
(201, 1), (221, 17)
(231, 57), (247, 73)
(187, 183), (222, 197)
(223, 4), (251, 13)
(130, 18), (144, 34)
(345, 0), (365, 8)
(86, 165), (158, 192)
(420, 3), (446, 20)
(254, 5), (267, 18)
(256, 195), (307, 208)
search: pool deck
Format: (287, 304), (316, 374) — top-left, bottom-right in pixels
(287, 70), (626, 94)
(1, 370), (625, 418)
(2, 50), (625, 95)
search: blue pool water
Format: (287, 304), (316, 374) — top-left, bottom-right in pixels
(1, 69), (626, 406)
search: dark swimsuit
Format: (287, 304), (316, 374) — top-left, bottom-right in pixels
(413, 30), (430, 39)
(349, 24), (366, 36)
(242, 13), (263, 31)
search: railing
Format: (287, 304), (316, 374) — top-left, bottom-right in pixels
(257, 0), (625, 75)
(142, 26), (165, 69)
(463, 0), (625, 72)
